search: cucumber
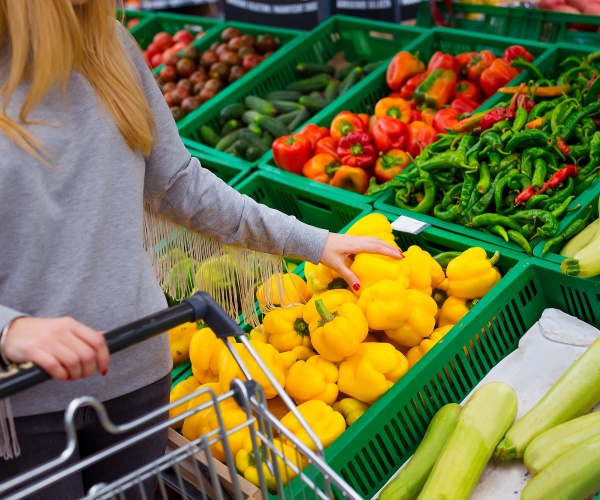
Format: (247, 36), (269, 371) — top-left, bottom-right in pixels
(255, 115), (290, 138)
(298, 94), (328, 113)
(419, 382), (518, 500)
(334, 64), (358, 81)
(276, 108), (305, 126)
(379, 403), (462, 500)
(244, 95), (276, 116)
(286, 73), (332, 93)
(247, 122), (263, 136)
(287, 107), (311, 131)
(221, 119), (240, 136)
(238, 128), (270, 155)
(495, 337), (600, 461)
(339, 66), (364, 95)
(225, 138), (249, 157)
(242, 110), (263, 125)
(200, 125), (220, 147)
(265, 90), (303, 102)
(245, 145), (266, 162)
(295, 62), (335, 77)
(262, 131), (274, 146)
(521, 432), (600, 500)
(215, 129), (243, 152)
(324, 79), (340, 103)
(219, 103), (245, 121)
(363, 61), (384, 74)
(270, 100), (304, 113)
(524, 411), (600, 474)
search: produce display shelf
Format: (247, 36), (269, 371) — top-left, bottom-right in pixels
(415, 0), (600, 47)
(189, 147), (251, 187)
(177, 15), (427, 170)
(259, 27), (550, 207)
(234, 169), (372, 233)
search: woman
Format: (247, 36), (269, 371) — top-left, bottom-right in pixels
(0, 0), (401, 497)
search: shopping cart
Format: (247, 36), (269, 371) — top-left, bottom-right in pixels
(0, 292), (362, 500)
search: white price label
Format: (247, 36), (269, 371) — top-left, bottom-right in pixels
(391, 216), (430, 235)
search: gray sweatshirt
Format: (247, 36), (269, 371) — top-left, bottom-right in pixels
(0, 27), (328, 417)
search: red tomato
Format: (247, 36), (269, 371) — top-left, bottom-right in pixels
(150, 53), (164, 69)
(152, 32), (173, 52)
(172, 30), (194, 46)
(145, 42), (162, 61)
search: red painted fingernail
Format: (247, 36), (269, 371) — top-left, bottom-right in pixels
(101, 369), (108, 376)
(352, 282), (360, 291)
(398, 250), (405, 258)
(66, 375), (71, 381)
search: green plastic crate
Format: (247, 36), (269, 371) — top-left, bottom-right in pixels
(234, 169), (372, 233)
(177, 15), (426, 171)
(258, 27), (549, 207)
(532, 181), (600, 284)
(128, 11), (223, 49)
(116, 8), (155, 30)
(188, 147), (250, 187)
(171, 359), (192, 389)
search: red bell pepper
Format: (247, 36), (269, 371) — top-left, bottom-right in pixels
(330, 111), (365, 141)
(399, 72), (428, 100)
(302, 153), (340, 184)
(386, 51), (426, 91)
(480, 108), (516, 131)
(480, 59), (519, 97)
(406, 121), (438, 159)
(374, 97), (412, 123)
(374, 149), (411, 183)
(432, 108), (460, 134)
(298, 124), (329, 149)
(330, 165), (370, 194)
(371, 117), (409, 153)
(410, 109), (422, 122)
(357, 113), (370, 129)
(272, 134), (313, 175)
(466, 50), (496, 83)
(414, 69), (457, 109)
(454, 79), (481, 102)
(427, 51), (458, 74)
(456, 51), (479, 76)
(450, 97), (480, 115)
(315, 136), (340, 161)
(337, 131), (377, 168)
(502, 45), (534, 64)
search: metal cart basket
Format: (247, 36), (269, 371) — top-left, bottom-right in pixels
(0, 292), (361, 500)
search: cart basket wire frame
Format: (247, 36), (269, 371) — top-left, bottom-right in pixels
(0, 292), (361, 500)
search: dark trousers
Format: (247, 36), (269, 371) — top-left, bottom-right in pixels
(0, 374), (171, 499)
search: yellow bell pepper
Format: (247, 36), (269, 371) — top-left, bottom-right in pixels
(235, 437), (304, 492)
(267, 396), (293, 421)
(218, 340), (285, 399)
(338, 343), (408, 404)
(280, 345), (315, 376)
(247, 327), (268, 343)
(189, 327), (224, 384)
(333, 398), (370, 426)
(262, 305), (311, 352)
(285, 356), (339, 405)
(398, 245), (446, 296)
(308, 299), (368, 362)
(256, 273), (313, 309)
(356, 279), (410, 331)
(350, 253), (409, 295)
(168, 321), (200, 366)
(446, 248), (501, 299)
(438, 296), (473, 328)
(180, 381), (222, 443)
(303, 289), (357, 325)
(280, 400), (346, 451)
(384, 289), (438, 347)
(304, 262), (347, 294)
(169, 375), (200, 423)
(345, 213), (397, 245)
(405, 324), (454, 368)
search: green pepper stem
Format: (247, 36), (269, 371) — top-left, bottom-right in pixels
(327, 277), (349, 290)
(488, 250), (501, 266)
(315, 299), (336, 324)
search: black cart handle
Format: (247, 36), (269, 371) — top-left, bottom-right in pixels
(0, 292), (243, 399)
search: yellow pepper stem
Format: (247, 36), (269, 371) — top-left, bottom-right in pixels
(315, 299), (337, 325)
(328, 277), (349, 290)
(488, 250), (500, 266)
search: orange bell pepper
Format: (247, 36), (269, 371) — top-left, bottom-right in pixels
(374, 97), (412, 123)
(357, 113), (370, 128)
(421, 107), (436, 127)
(374, 149), (411, 183)
(330, 111), (365, 141)
(386, 51), (426, 91)
(480, 58), (519, 97)
(315, 136), (340, 161)
(466, 50), (496, 83)
(414, 69), (457, 109)
(330, 165), (369, 194)
(298, 123), (330, 149)
(399, 72), (428, 100)
(302, 153), (340, 183)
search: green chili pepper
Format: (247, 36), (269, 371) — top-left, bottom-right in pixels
(510, 209), (559, 238)
(541, 205), (593, 256)
(494, 169), (520, 212)
(507, 230), (533, 256)
(418, 151), (472, 172)
(460, 172), (477, 209)
(551, 195), (575, 219)
(573, 172), (598, 197)
(512, 106), (528, 133)
(551, 98), (579, 133)
(510, 58), (544, 80)
(543, 177), (574, 207)
(569, 144), (590, 160)
(488, 224), (509, 242)
(528, 101), (556, 122)
(532, 158), (547, 190)
(587, 50), (600, 64)
(507, 173), (531, 191)
(476, 161), (491, 194)
(441, 183), (464, 208)
(584, 76), (600, 105)
(505, 129), (555, 153)
(433, 204), (463, 221)
(488, 151), (502, 169)
(580, 117), (596, 140)
(554, 102), (600, 142)
(525, 194), (549, 209)
(520, 222), (537, 240)
(559, 55), (583, 69)
(458, 173), (502, 226)
(433, 251), (462, 268)
(468, 214), (523, 231)
(395, 172), (436, 213)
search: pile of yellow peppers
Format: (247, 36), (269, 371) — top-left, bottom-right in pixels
(167, 213), (503, 490)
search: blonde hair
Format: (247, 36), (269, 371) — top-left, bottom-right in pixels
(0, 0), (155, 163)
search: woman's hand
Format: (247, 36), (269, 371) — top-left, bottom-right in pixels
(319, 233), (404, 291)
(3, 317), (110, 381)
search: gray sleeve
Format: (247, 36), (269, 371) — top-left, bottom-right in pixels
(117, 27), (328, 263)
(0, 305), (27, 332)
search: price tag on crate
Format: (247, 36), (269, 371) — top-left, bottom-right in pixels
(391, 215), (430, 235)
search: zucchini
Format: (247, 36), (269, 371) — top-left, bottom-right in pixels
(419, 382), (518, 500)
(495, 337), (600, 461)
(221, 119), (240, 136)
(254, 115), (290, 138)
(560, 197), (600, 277)
(295, 62), (335, 77)
(219, 103), (245, 121)
(238, 128), (270, 155)
(270, 100), (304, 113)
(286, 73), (332, 93)
(215, 129), (242, 152)
(524, 411), (600, 474)
(200, 125), (220, 148)
(379, 403), (462, 500)
(559, 219), (599, 257)
(244, 95), (276, 116)
(339, 67), (364, 95)
(521, 432), (600, 500)
(287, 107), (311, 131)
(298, 94), (328, 114)
(265, 90), (302, 102)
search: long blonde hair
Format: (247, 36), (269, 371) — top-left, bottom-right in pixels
(0, 0), (155, 163)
